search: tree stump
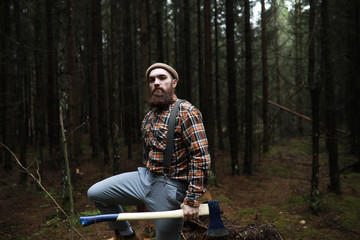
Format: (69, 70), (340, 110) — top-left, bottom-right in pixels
(182, 216), (284, 240)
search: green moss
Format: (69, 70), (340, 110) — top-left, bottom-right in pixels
(260, 164), (296, 178)
(288, 195), (307, 207)
(344, 173), (360, 189)
(78, 209), (101, 216)
(215, 193), (232, 206)
(74, 209), (101, 226)
(44, 215), (61, 227)
(326, 194), (360, 230)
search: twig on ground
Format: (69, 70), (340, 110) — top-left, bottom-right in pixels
(0, 141), (86, 240)
(189, 220), (208, 230)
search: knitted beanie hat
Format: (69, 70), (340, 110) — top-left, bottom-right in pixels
(145, 63), (179, 81)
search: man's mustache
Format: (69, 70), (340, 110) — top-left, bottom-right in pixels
(152, 88), (165, 94)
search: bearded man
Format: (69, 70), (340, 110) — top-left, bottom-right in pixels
(87, 63), (211, 240)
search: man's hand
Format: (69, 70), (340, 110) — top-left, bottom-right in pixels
(180, 203), (199, 222)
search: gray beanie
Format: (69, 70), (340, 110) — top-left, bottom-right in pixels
(145, 63), (179, 81)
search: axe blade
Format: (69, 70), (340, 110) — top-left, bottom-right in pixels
(206, 200), (229, 237)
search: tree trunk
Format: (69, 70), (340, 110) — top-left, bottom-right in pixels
(111, 0), (121, 175)
(308, 0), (321, 214)
(226, 0), (239, 176)
(59, 107), (75, 239)
(164, 4), (170, 63)
(155, 0), (164, 62)
(214, 0), (224, 150)
(14, 0), (28, 185)
(261, 0), (269, 153)
(197, 0), (204, 111)
(61, 0), (78, 213)
(204, 0), (214, 171)
(310, 85), (320, 214)
(90, 0), (100, 160)
(184, 0), (192, 102)
(34, 2), (46, 189)
(123, 0), (133, 162)
(140, 0), (150, 115)
(46, 0), (59, 155)
(95, 0), (110, 166)
(130, 2), (141, 149)
(294, 0), (304, 135)
(176, 1), (185, 97)
(0, 0), (13, 171)
(173, 1), (180, 76)
(322, 0), (340, 195)
(273, 0), (283, 136)
(244, 0), (253, 175)
(345, 0), (360, 161)
(68, 0), (81, 159)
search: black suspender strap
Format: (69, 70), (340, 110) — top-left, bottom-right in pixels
(163, 100), (183, 176)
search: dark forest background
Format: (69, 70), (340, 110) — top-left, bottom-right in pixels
(1, 0), (360, 230)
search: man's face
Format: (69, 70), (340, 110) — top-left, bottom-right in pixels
(148, 68), (177, 109)
(148, 68), (177, 95)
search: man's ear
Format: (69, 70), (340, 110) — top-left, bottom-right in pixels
(172, 79), (178, 88)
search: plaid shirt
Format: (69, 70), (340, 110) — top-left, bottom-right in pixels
(141, 96), (211, 207)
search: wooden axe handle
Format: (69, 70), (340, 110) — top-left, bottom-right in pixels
(80, 203), (210, 227)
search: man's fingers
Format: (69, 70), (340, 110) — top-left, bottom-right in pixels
(181, 203), (200, 221)
(184, 211), (198, 221)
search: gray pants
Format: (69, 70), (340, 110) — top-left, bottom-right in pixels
(87, 167), (188, 240)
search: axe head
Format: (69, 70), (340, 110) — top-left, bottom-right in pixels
(206, 200), (229, 237)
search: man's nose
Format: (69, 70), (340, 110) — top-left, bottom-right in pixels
(154, 78), (161, 85)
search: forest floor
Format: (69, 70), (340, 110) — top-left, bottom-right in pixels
(1, 136), (360, 240)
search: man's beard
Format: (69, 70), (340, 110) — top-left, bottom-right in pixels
(148, 88), (174, 110)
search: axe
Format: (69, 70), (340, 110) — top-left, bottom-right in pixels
(79, 200), (229, 237)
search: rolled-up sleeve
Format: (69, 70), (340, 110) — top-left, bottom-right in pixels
(181, 108), (211, 207)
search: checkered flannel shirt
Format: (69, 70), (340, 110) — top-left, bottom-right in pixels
(141, 96), (211, 207)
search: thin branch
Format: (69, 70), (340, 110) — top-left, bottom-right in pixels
(64, 116), (89, 143)
(239, 87), (351, 135)
(0, 141), (85, 240)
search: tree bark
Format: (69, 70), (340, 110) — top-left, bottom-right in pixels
(273, 0), (283, 136)
(184, 0), (192, 102)
(95, 0), (110, 166)
(345, 0), (360, 161)
(90, 0), (101, 160)
(322, 0), (340, 195)
(140, 0), (150, 115)
(67, 0), (81, 159)
(59, 107), (74, 239)
(34, 1), (46, 189)
(226, 0), (239, 176)
(214, 0), (224, 150)
(123, 0), (133, 161)
(244, 0), (253, 175)
(197, 0), (204, 111)
(155, 0), (164, 62)
(308, 0), (321, 214)
(0, 0), (13, 171)
(204, 0), (214, 171)
(46, 0), (59, 155)
(14, 0), (28, 185)
(111, 0), (121, 175)
(294, 0), (304, 135)
(261, 0), (269, 153)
